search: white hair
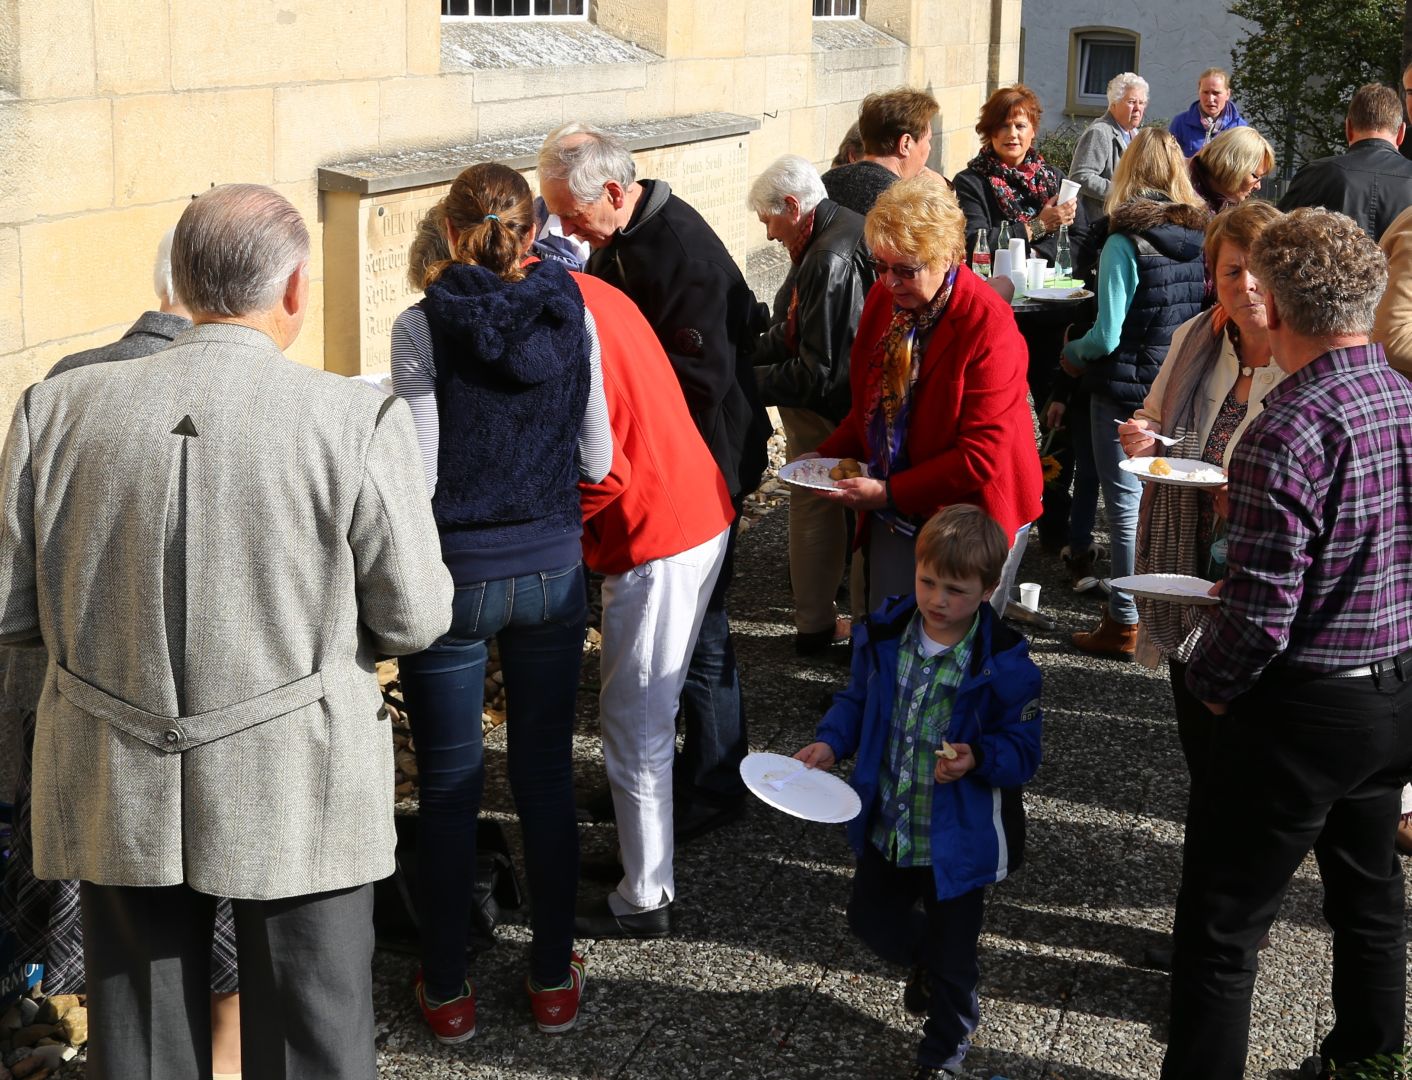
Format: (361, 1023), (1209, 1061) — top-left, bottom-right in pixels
(152, 226), (178, 306)
(748, 155), (827, 217)
(172, 184), (309, 318)
(537, 122), (636, 205)
(1107, 72), (1149, 106)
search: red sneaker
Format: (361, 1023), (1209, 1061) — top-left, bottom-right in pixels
(414, 970), (477, 1044)
(527, 953), (587, 1033)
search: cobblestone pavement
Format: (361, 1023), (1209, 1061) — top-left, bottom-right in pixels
(371, 501), (1407, 1080)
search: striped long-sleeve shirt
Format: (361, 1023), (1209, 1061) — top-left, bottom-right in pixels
(1186, 344), (1412, 703)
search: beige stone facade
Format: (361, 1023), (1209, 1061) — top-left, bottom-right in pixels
(0, 0), (1017, 415)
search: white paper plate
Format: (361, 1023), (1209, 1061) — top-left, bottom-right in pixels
(1119, 457), (1227, 488)
(740, 752), (862, 824)
(1108, 573), (1221, 606)
(778, 457), (871, 492)
(1023, 287), (1093, 302)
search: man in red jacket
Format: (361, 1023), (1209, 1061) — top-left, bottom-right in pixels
(571, 272), (736, 938)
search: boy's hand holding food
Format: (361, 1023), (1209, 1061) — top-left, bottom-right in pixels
(934, 741), (976, 784)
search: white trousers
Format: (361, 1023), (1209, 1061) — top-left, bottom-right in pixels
(598, 527), (729, 908)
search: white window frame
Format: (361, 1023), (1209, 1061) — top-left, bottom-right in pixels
(441, 0), (588, 20)
(1066, 27), (1140, 116)
(812, 0), (860, 19)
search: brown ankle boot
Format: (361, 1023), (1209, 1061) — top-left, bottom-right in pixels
(1071, 611), (1138, 659)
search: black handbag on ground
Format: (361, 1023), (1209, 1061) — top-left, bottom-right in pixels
(372, 813), (525, 956)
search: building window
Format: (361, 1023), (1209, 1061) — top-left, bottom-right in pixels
(1067, 28), (1140, 114)
(442, 0), (586, 16)
(813, 0), (859, 17)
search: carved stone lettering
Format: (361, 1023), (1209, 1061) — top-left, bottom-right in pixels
(333, 134), (749, 375)
(358, 184), (451, 372)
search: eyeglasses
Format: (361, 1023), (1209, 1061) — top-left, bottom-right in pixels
(871, 258), (928, 280)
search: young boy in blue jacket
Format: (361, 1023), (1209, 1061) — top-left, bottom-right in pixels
(795, 504), (1043, 1080)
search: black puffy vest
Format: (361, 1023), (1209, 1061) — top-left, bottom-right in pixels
(1086, 199), (1209, 409)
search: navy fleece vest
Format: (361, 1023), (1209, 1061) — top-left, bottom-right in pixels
(420, 260), (589, 583)
(1094, 222), (1207, 409)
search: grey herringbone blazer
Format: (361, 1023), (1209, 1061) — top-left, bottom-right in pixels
(0, 323), (453, 900)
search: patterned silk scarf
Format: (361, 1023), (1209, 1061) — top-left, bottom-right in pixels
(965, 147), (1061, 224)
(864, 268), (957, 479)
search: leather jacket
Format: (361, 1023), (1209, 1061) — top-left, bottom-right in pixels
(753, 199), (875, 424)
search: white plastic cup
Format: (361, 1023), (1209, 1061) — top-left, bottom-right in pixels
(1058, 178), (1081, 205)
(1026, 257), (1047, 291)
(1019, 582), (1041, 611)
(1009, 237), (1027, 268)
(993, 248), (1013, 280)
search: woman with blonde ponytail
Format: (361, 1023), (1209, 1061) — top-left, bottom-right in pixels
(389, 161), (612, 1041)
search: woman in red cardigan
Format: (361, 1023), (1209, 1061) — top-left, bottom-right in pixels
(811, 176), (1043, 611)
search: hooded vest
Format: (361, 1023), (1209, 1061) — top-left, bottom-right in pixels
(419, 259), (589, 583)
(1088, 198), (1210, 409)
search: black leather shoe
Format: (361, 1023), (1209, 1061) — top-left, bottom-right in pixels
(795, 617), (852, 656)
(1142, 944), (1174, 971)
(674, 799), (744, 842)
(575, 786), (617, 824)
(573, 894), (672, 939)
(902, 964), (930, 1015)
(578, 856), (625, 883)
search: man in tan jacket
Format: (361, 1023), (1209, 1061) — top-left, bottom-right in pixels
(0, 184), (452, 1079)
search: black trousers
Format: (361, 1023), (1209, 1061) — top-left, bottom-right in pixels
(846, 843), (987, 1072)
(81, 880), (376, 1080)
(1160, 663), (1412, 1079)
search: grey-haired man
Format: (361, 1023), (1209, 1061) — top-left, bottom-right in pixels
(0, 184), (452, 1079)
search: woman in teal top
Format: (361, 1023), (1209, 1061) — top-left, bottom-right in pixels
(1053, 129), (1210, 659)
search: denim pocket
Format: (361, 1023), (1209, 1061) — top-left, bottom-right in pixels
(539, 562), (587, 626)
(449, 581), (489, 640)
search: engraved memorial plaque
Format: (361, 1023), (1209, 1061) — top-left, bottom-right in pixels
(321, 114), (756, 375)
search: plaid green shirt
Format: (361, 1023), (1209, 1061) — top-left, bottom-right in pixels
(869, 611), (976, 866)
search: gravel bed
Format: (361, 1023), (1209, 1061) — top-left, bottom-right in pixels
(369, 494), (1403, 1080)
(23, 450), (1406, 1079)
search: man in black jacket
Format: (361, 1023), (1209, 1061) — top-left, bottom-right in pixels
(537, 123), (771, 879)
(748, 154), (874, 655)
(1279, 83), (1412, 241)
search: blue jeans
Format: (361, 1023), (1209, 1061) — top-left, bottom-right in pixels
(398, 563), (587, 997)
(1088, 394), (1141, 623)
(847, 843), (987, 1071)
(677, 518), (747, 808)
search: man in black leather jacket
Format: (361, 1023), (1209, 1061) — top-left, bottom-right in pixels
(749, 154), (876, 654)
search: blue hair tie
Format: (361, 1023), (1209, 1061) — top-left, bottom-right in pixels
(484, 214), (499, 221)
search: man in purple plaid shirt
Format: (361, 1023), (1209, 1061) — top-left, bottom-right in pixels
(1161, 208), (1412, 1080)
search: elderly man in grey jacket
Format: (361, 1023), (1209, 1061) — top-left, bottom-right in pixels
(1070, 72), (1149, 221)
(0, 184), (453, 1080)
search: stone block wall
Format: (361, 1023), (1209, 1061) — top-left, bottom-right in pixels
(0, 0), (1017, 414)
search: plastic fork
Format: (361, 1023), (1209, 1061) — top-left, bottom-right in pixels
(1114, 418), (1179, 446)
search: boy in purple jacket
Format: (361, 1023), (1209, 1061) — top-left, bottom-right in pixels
(796, 504), (1043, 1079)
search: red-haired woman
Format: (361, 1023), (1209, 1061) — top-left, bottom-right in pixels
(953, 84), (1094, 552)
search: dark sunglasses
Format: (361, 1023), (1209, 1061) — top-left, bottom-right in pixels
(871, 258), (927, 280)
